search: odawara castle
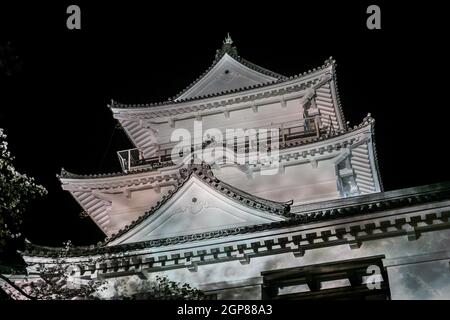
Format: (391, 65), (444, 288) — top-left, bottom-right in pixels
(5, 35), (450, 300)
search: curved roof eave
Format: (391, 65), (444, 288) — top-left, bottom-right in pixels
(109, 57), (337, 113)
(58, 115), (374, 185)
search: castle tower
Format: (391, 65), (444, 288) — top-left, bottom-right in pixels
(59, 36), (382, 237)
(12, 37), (450, 300)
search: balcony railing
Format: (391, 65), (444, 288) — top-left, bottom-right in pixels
(117, 148), (173, 172)
(117, 115), (332, 172)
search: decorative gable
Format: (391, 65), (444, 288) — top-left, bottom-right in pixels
(176, 53), (280, 101)
(108, 165), (291, 245)
(174, 35), (285, 101)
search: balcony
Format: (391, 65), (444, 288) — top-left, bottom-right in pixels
(117, 115), (333, 172)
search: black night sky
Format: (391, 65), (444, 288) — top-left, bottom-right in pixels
(0, 2), (449, 247)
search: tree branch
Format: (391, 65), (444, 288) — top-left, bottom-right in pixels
(0, 273), (36, 300)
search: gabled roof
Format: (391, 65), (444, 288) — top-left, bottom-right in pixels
(21, 181), (450, 258)
(106, 163), (293, 245)
(109, 59), (336, 109)
(174, 35), (287, 101)
(109, 36), (340, 110)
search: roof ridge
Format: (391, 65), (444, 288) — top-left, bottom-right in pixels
(233, 54), (287, 80)
(108, 53), (335, 109)
(172, 48), (286, 101)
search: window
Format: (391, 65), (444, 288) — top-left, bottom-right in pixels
(261, 256), (390, 300)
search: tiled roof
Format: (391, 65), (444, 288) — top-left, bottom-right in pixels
(172, 40), (288, 101)
(58, 113), (368, 181)
(58, 162), (175, 180)
(104, 163), (294, 243)
(22, 181), (450, 258)
(108, 42), (336, 109)
(368, 113), (383, 191)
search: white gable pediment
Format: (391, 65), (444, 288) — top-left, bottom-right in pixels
(108, 175), (285, 245)
(176, 54), (279, 101)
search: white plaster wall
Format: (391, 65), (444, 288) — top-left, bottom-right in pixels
(113, 177), (283, 244)
(154, 97), (305, 145)
(214, 285), (262, 300)
(107, 186), (174, 235)
(213, 159), (340, 204)
(99, 229), (450, 299)
(388, 261), (450, 300)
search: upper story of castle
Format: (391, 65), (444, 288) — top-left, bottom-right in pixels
(109, 35), (346, 172)
(58, 36), (381, 236)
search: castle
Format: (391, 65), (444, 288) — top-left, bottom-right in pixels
(8, 36), (450, 299)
